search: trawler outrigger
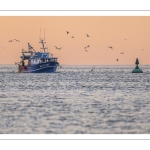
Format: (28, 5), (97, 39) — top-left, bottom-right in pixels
(16, 33), (59, 73)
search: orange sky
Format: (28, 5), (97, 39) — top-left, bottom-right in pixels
(0, 16), (150, 65)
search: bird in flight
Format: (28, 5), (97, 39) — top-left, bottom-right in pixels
(85, 45), (89, 50)
(116, 59), (119, 61)
(66, 31), (69, 34)
(57, 47), (62, 50)
(9, 40), (13, 42)
(54, 46), (62, 50)
(85, 49), (88, 52)
(71, 36), (74, 38)
(13, 39), (20, 42)
(124, 39), (127, 40)
(108, 46), (113, 50)
(89, 68), (94, 72)
(120, 52), (124, 54)
(86, 34), (90, 37)
(16, 39), (20, 42)
(89, 66), (95, 72)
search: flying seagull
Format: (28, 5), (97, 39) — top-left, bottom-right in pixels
(89, 68), (94, 72)
(86, 34), (90, 37)
(108, 46), (113, 50)
(116, 59), (119, 61)
(89, 66), (95, 72)
(66, 31), (69, 34)
(87, 45), (90, 48)
(120, 52), (124, 54)
(14, 39), (20, 42)
(71, 36), (74, 38)
(54, 46), (62, 50)
(57, 47), (62, 50)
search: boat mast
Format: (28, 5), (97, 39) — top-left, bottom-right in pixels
(44, 28), (45, 40)
(39, 28), (47, 53)
(40, 28), (41, 40)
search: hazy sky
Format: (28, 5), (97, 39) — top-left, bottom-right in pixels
(0, 16), (150, 65)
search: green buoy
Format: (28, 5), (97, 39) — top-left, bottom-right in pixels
(132, 58), (143, 73)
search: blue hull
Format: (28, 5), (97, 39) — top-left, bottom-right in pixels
(22, 62), (58, 73)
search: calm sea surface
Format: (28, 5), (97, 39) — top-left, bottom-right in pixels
(0, 65), (150, 134)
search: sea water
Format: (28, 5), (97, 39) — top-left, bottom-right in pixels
(0, 65), (150, 134)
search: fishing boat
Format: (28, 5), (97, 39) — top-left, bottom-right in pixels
(16, 31), (59, 73)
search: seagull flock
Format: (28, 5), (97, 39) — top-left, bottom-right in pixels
(50, 31), (147, 66)
(54, 31), (143, 63)
(0, 32), (146, 71)
(54, 31), (90, 52)
(0, 39), (21, 50)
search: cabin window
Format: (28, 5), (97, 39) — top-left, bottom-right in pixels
(42, 59), (44, 63)
(40, 59), (45, 63)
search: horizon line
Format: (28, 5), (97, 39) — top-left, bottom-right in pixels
(1, 64), (150, 66)
(1, 10), (150, 11)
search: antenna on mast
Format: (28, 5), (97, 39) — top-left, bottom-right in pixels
(44, 28), (45, 40)
(40, 28), (41, 40)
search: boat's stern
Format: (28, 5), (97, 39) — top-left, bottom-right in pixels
(18, 64), (27, 73)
